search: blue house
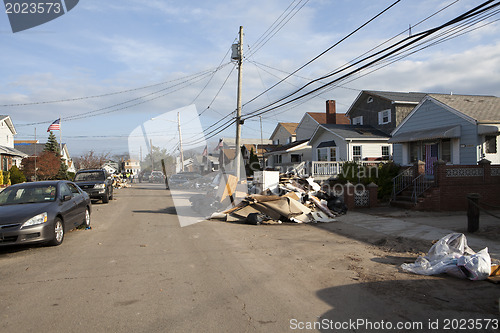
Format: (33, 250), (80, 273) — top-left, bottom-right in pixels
(389, 94), (500, 174)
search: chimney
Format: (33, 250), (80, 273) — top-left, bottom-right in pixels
(326, 100), (336, 124)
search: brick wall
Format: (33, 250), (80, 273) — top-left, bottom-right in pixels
(431, 160), (500, 211)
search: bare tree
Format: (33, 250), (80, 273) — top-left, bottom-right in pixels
(74, 151), (110, 170)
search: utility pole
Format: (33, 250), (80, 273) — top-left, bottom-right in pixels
(234, 26), (243, 180)
(260, 116), (264, 169)
(150, 139), (154, 172)
(178, 112), (184, 172)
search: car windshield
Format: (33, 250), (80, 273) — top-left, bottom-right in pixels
(75, 171), (105, 181)
(0, 185), (57, 205)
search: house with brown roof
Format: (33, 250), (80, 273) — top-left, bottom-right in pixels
(295, 100), (350, 141)
(390, 94), (500, 173)
(269, 122), (298, 145)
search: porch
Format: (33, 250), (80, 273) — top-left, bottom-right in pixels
(391, 159), (500, 210)
(311, 161), (384, 180)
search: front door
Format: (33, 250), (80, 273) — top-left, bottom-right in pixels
(424, 143), (439, 175)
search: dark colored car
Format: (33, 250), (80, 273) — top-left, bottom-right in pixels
(149, 171), (165, 183)
(0, 181), (91, 247)
(74, 169), (113, 203)
(168, 172), (202, 189)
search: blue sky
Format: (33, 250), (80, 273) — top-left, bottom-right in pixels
(1, 0), (499, 158)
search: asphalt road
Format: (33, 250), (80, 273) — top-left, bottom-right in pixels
(1, 183), (498, 333)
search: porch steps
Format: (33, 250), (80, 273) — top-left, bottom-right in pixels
(391, 181), (435, 209)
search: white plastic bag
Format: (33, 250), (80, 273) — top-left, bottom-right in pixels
(401, 233), (491, 280)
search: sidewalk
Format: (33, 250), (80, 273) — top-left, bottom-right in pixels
(336, 205), (500, 260)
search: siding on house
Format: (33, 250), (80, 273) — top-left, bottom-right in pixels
(0, 119), (14, 148)
(393, 144), (403, 165)
(311, 129), (347, 160)
(311, 127), (391, 162)
(346, 91), (426, 135)
(394, 99), (479, 165)
(296, 115), (319, 141)
(270, 123), (297, 145)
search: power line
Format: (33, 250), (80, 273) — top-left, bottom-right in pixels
(17, 62), (232, 127)
(0, 66), (227, 108)
(246, 0), (310, 59)
(242, 0), (402, 109)
(241, 0), (500, 121)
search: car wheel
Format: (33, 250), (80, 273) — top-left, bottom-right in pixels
(83, 207), (91, 228)
(48, 218), (64, 246)
(102, 192), (109, 203)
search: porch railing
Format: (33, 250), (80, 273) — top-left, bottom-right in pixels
(391, 167), (414, 201)
(279, 161), (309, 176)
(411, 174), (434, 204)
(311, 161), (384, 179)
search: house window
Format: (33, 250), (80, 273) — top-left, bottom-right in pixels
(441, 139), (451, 162)
(317, 148), (328, 161)
(378, 109), (391, 125)
(2, 157), (7, 171)
(381, 146), (390, 159)
(273, 139), (279, 145)
(329, 147), (337, 161)
(352, 146), (362, 161)
(291, 154), (301, 163)
(286, 137), (292, 144)
(367, 96), (373, 103)
(409, 142), (419, 163)
(486, 135), (497, 154)
(352, 116), (363, 125)
(273, 155), (282, 164)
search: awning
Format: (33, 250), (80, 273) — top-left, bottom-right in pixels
(478, 124), (500, 135)
(0, 145), (28, 158)
(389, 125), (461, 143)
(317, 140), (337, 148)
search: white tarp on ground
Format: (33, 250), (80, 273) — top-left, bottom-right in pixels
(401, 233), (491, 280)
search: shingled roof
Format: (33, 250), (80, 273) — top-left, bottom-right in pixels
(429, 94), (500, 122)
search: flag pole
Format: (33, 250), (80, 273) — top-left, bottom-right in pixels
(59, 117), (62, 157)
(34, 127), (37, 181)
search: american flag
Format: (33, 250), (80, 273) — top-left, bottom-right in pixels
(47, 118), (61, 132)
(214, 139), (223, 151)
(202, 145), (208, 156)
(425, 144), (438, 175)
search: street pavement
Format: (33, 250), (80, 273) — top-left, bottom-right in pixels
(1, 183), (499, 333)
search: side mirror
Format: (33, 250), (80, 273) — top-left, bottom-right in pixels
(63, 195), (72, 201)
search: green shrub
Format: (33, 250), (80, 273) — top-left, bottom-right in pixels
(9, 165), (26, 185)
(334, 161), (401, 201)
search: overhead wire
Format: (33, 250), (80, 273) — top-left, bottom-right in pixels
(1, 65), (227, 108)
(242, 0), (402, 108)
(241, 0), (500, 121)
(246, 0), (310, 58)
(17, 62), (232, 126)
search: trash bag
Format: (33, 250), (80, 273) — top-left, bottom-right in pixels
(326, 195), (347, 215)
(401, 233), (491, 280)
(246, 213), (265, 225)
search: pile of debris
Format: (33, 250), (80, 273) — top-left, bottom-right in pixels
(201, 171), (347, 225)
(112, 175), (130, 189)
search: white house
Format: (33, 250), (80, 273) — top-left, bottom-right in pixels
(309, 124), (391, 179)
(264, 139), (311, 175)
(0, 116), (27, 171)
